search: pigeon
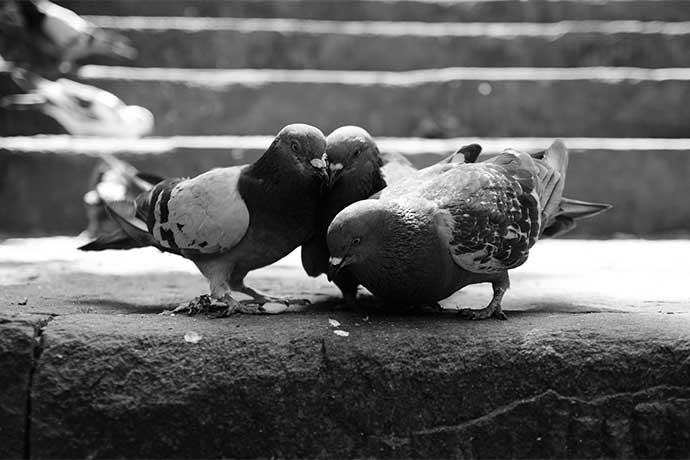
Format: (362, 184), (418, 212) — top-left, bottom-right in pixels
(301, 126), (417, 300)
(5, 0), (136, 72)
(1, 69), (154, 137)
(301, 125), (487, 301)
(80, 124), (329, 315)
(327, 140), (611, 320)
(302, 126), (484, 300)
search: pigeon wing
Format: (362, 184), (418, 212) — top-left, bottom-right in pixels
(380, 151), (417, 187)
(145, 167), (250, 255)
(427, 161), (541, 274)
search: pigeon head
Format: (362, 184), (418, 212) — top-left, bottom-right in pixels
(326, 199), (387, 280)
(326, 125), (382, 188)
(273, 123), (328, 179)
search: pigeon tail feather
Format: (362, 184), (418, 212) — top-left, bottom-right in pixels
(104, 199), (158, 247)
(78, 228), (145, 251)
(541, 197), (612, 238)
(541, 217), (577, 238)
(558, 197), (612, 220)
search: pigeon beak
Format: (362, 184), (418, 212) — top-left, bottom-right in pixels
(309, 157), (328, 175)
(327, 255), (347, 281)
(310, 157), (329, 181)
(310, 157), (327, 169)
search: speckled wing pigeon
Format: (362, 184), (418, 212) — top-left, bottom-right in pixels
(80, 124), (329, 315)
(300, 125), (416, 300)
(327, 140), (610, 320)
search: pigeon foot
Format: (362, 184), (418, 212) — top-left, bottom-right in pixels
(457, 272), (510, 321)
(170, 294), (241, 317)
(457, 303), (507, 321)
(232, 282), (311, 307)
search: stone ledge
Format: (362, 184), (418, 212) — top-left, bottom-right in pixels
(26, 312), (690, 458)
(1, 237), (689, 457)
(0, 314), (51, 459)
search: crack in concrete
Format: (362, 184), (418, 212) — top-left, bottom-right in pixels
(23, 315), (54, 460)
(411, 384), (690, 438)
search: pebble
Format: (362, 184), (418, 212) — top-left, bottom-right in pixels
(262, 302), (289, 314)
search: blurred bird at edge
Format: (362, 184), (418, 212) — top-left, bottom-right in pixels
(0, 0), (136, 76)
(1, 68), (154, 137)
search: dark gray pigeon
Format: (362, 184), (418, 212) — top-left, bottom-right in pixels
(327, 140), (610, 320)
(80, 123), (328, 315)
(302, 127), (486, 301)
(301, 125), (416, 300)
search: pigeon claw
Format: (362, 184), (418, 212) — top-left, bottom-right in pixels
(457, 305), (508, 321)
(170, 294), (231, 316)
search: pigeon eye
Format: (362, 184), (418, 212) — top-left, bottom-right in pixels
(352, 149), (361, 158)
(291, 142), (301, 153)
(352, 237), (361, 246)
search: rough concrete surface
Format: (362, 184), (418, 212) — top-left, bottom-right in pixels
(0, 315), (48, 459)
(1, 237), (689, 458)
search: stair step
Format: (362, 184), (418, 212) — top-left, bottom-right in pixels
(1, 135), (689, 237)
(58, 0), (690, 22)
(2, 65), (685, 138)
(83, 18), (690, 70)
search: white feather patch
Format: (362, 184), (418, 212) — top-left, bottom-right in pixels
(155, 167), (249, 253)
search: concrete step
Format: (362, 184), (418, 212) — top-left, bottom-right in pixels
(1, 237), (690, 457)
(5, 65), (689, 138)
(19, 66), (688, 138)
(58, 0), (690, 22)
(83, 18), (690, 70)
(1, 135), (688, 238)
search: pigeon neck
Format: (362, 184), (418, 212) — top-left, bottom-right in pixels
(327, 166), (386, 218)
(247, 147), (297, 180)
(352, 210), (450, 303)
(369, 166), (387, 195)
